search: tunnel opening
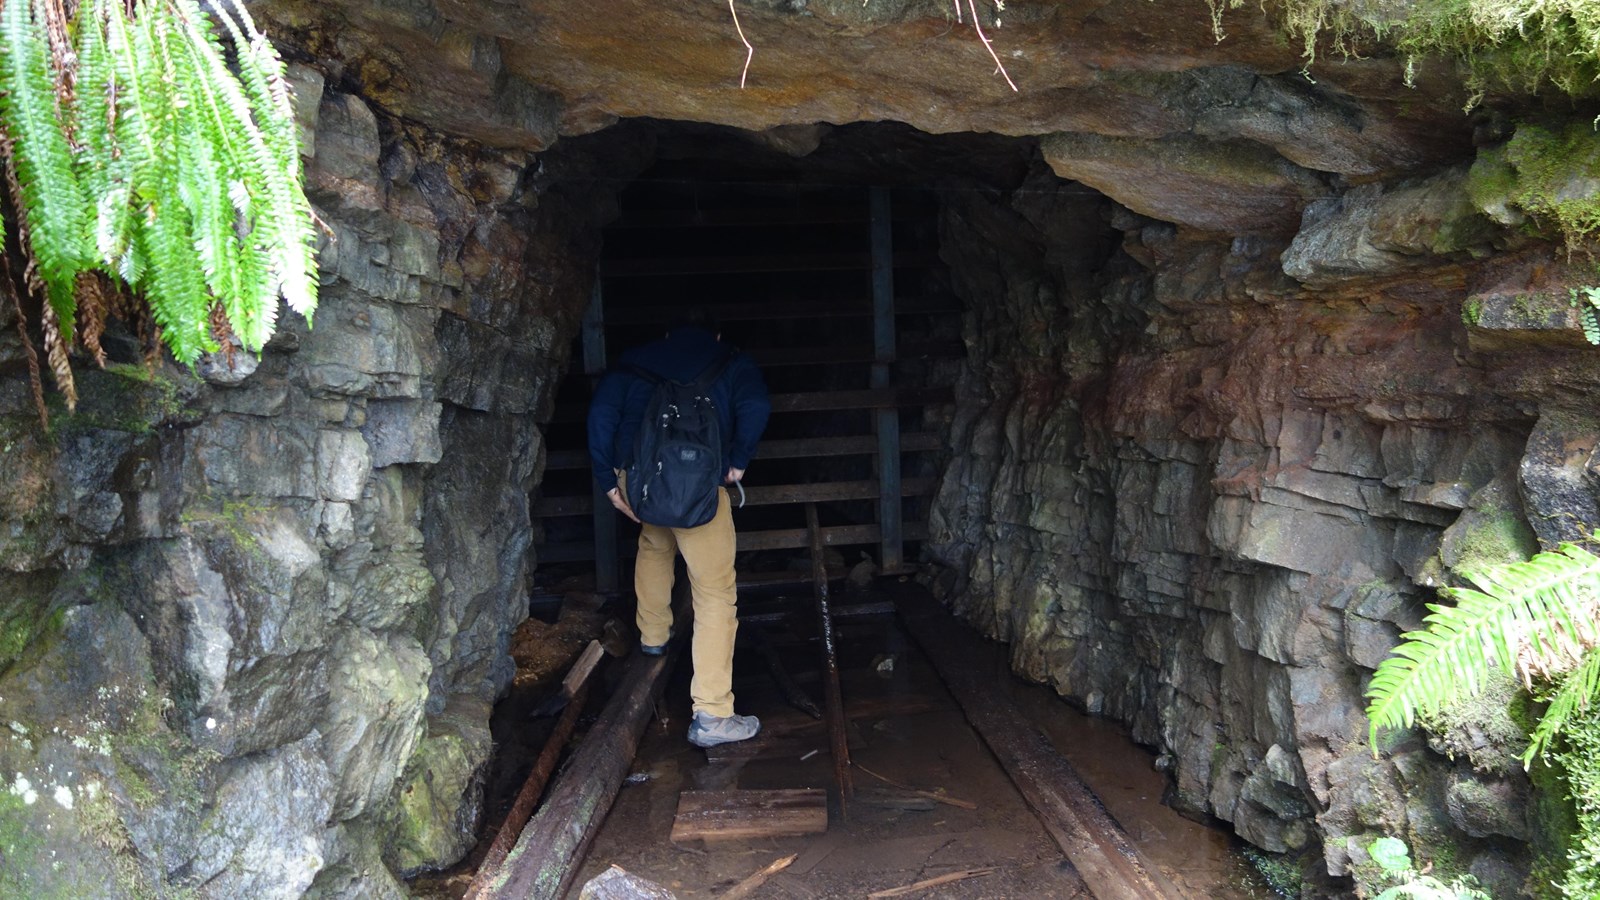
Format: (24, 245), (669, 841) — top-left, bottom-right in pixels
(418, 120), (1285, 898)
(8, 4), (1600, 893)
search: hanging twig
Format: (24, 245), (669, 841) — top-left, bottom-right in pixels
(728, 0), (753, 89)
(966, 0), (1017, 91)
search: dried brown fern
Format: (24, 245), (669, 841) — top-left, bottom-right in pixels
(1, 252), (47, 428)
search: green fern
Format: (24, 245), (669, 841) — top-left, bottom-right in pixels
(0, 0), (90, 338)
(1366, 538), (1600, 760)
(0, 0), (317, 383)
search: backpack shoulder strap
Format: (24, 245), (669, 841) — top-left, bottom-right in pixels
(689, 350), (734, 391)
(625, 364), (664, 385)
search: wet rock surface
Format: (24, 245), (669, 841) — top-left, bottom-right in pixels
(0, 72), (625, 895)
(922, 169), (1600, 894)
(3, 0), (1600, 896)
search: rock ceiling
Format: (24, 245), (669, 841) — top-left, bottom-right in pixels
(255, 0), (1483, 232)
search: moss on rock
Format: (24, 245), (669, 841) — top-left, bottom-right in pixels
(1468, 122), (1600, 247)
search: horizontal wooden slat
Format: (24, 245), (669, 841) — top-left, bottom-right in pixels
(543, 432), (945, 471)
(738, 520), (930, 552)
(768, 386), (953, 413)
(756, 432), (944, 460)
(740, 600), (897, 624)
(750, 339), (964, 367)
(602, 250), (937, 277)
(538, 520), (930, 563)
(549, 385), (953, 424)
(609, 206), (877, 229)
(533, 478), (935, 518)
(602, 295), (962, 325)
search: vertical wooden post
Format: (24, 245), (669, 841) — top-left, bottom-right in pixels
(582, 279), (619, 594)
(869, 187), (903, 573)
(808, 503), (852, 817)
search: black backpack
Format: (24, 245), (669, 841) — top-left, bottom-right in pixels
(624, 352), (733, 528)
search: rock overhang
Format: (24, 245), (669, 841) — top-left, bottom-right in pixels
(252, 0), (1479, 235)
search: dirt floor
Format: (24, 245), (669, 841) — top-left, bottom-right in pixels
(415, 582), (1276, 899)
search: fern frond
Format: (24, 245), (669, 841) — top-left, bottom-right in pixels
(208, 0), (317, 320)
(1367, 540), (1600, 751)
(128, 3), (214, 364)
(0, 0), (89, 339)
(1, 0), (315, 379)
(1527, 648), (1600, 765)
(74, 0), (137, 270)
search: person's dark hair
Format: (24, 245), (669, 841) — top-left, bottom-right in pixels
(667, 307), (721, 337)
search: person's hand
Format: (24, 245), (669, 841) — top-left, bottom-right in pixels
(725, 467), (745, 484)
(607, 486), (640, 523)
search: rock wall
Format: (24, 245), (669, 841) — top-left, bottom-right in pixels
(0, 71), (622, 895)
(925, 159), (1600, 893)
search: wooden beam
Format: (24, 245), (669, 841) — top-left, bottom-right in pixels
(767, 386), (953, 414)
(601, 250), (937, 277)
(486, 629), (682, 898)
(543, 433), (944, 471)
(463, 641), (606, 900)
(533, 478), (936, 518)
(748, 339), (963, 368)
(892, 590), (1181, 900)
(669, 789), (828, 843)
(609, 203), (871, 228)
(548, 386), (952, 423)
(870, 187), (903, 575)
(538, 523), (929, 562)
(601, 294), (961, 325)
(581, 283), (618, 595)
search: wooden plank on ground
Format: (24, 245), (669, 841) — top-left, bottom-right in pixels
(892, 589), (1180, 900)
(486, 611), (685, 899)
(463, 641), (607, 900)
(670, 789), (828, 843)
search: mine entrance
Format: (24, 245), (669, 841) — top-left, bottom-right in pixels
(437, 128), (1270, 900)
(531, 158), (963, 596)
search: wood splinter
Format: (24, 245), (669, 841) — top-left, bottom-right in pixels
(867, 867), (998, 898)
(853, 761), (978, 810)
(720, 853), (798, 900)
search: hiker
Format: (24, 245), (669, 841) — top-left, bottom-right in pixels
(587, 311), (772, 748)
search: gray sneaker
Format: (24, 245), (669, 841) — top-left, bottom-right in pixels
(687, 711), (761, 748)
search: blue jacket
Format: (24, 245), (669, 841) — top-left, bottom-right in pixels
(587, 326), (772, 493)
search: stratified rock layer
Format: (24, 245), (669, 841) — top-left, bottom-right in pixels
(0, 71), (630, 895)
(923, 169), (1600, 894)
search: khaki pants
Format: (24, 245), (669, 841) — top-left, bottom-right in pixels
(626, 475), (739, 718)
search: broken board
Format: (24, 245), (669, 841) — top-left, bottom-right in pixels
(670, 789), (828, 843)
